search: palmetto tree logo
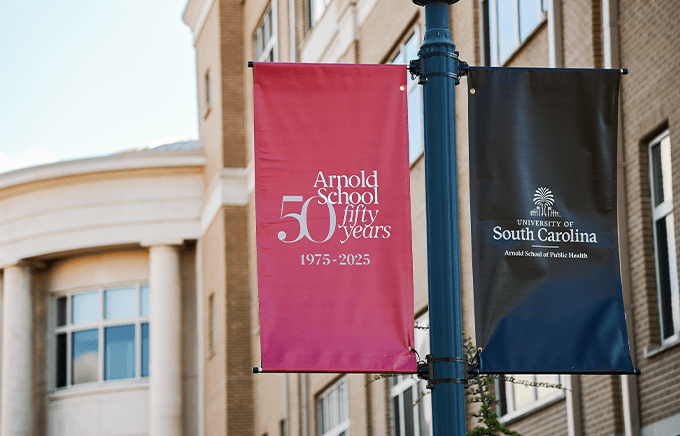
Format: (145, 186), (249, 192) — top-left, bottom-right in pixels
(531, 187), (560, 217)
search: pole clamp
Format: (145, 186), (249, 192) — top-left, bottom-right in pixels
(408, 55), (468, 85)
(417, 354), (469, 390)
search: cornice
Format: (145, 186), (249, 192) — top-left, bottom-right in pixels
(182, 0), (216, 44)
(0, 150), (206, 192)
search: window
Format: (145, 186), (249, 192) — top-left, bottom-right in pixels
(390, 313), (432, 436)
(307, 0), (331, 29)
(483, 0), (547, 65)
(497, 374), (563, 422)
(391, 29), (424, 165)
(317, 377), (350, 436)
(55, 284), (150, 388)
(255, 3), (278, 62)
(649, 131), (680, 344)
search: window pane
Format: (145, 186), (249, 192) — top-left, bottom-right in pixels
(519, 0), (540, 41)
(56, 296), (67, 326)
(651, 142), (664, 206)
(330, 388), (338, 427)
(512, 375), (535, 410)
(321, 397), (329, 432)
(404, 387), (415, 436)
(72, 292), (100, 324)
(140, 284), (150, 317)
(656, 217), (676, 339)
(105, 286), (136, 320)
(264, 10), (272, 42)
(56, 333), (67, 388)
(256, 29), (264, 59)
(482, 0), (492, 65)
(339, 379), (348, 421)
(661, 136), (673, 203)
(404, 33), (419, 65)
(498, 379), (508, 415)
(408, 87), (424, 163)
(142, 323), (150, 377)
(105, 325), (135, 380)
(313, 0), (324, 24)
(418, 387), (430, 436)
(393, 395), (401, 436)
(72, 329), (99, 384)
(497, 0), (518, 63)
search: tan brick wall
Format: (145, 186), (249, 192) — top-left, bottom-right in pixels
(220, 0), (248, 169)
(338, 41), (358, 64)
(619, 0), (680, 428)
(359, 0), (420, 64)
(203, 211), (228, 436)
(506, 398), (568, 436)
(207, 0), (680, 434)
(580, 375), (624, 436)
(202, 205), (254, 436)
(254, 372), (285, 436)
(562, 0), (598, 68)
(181, 243), (200, 435)
(196, 0), (225, 185)
(224, 206), (255, 435)
(506, 22), (550, 68)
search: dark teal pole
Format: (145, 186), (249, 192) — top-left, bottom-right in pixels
(411, 0), (466, 434)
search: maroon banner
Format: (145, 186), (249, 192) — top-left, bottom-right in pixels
(254, 63), (416, 372)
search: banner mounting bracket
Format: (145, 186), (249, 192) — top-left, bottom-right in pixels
(417, 354), (470, 389)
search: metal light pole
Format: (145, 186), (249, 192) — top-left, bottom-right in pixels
(410, 0), (467, 434)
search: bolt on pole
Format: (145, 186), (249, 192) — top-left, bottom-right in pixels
(411, 0), (467, 434)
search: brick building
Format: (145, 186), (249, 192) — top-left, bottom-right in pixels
(0, 0), (675, 435)
(180, 0), (679, 435)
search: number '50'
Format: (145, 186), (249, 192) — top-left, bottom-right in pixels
(278, 196), (336, 243)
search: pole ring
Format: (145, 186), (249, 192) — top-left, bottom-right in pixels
(429, 357), (467, 364)
(418, 51), (460, 60)
(422, 72), (459, 80)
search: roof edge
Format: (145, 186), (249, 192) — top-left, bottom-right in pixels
(0, 149), (206, 192)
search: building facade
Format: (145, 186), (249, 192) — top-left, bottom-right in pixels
(0, 142), (207, 435)
(0, 0), (678, 435)
(181, 0), (680, 434)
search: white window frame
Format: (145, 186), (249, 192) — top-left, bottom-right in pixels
(485, 0), (547, 66)
(496, 374), (564, 423)
(391, 27), (424, 166)
(255, 1), (279, 63)
(649, 130), (680, 346)
(317, 377), (350, 436)
(390, 312), (432, 436)
(52, 283), (150, 390)
(307, 0), (331, 30)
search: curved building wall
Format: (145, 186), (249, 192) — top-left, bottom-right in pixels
(0, 152), (204, 268)
(0, 149), (205, 436)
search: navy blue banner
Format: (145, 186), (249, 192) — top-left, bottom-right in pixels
(468, 67), (636, 373)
